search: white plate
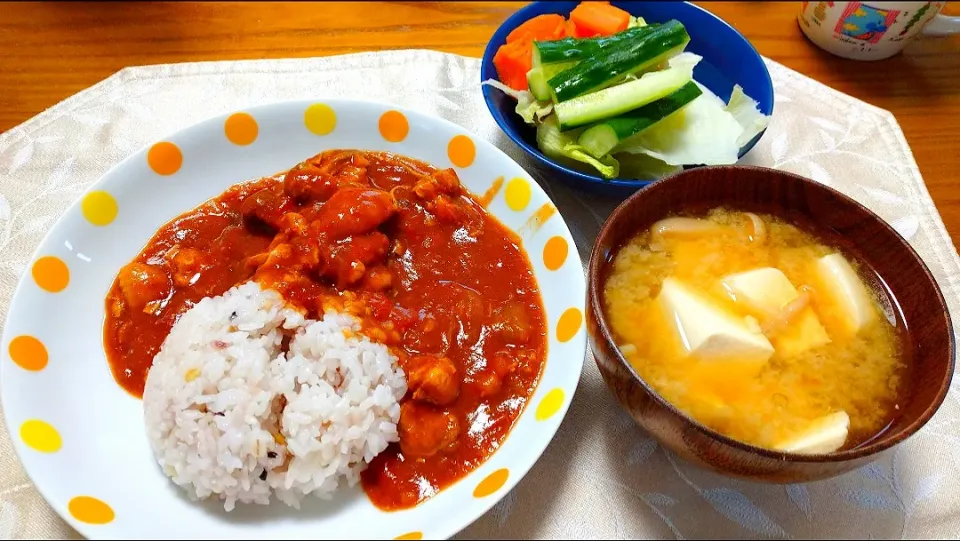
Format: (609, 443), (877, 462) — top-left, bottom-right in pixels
(0, 100), (587, 540)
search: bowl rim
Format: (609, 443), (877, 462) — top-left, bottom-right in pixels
(587, 164), (956, 463)
(479, 0), (775, 190)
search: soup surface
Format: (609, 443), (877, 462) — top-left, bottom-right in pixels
(104, 149), (547, 509)
(603, 207), (906, 453)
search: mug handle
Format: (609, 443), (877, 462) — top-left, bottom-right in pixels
(922, 14), (960, 36)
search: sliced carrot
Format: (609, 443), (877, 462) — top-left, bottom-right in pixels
(506, 14), (568, 44)
(493, 39), (534, 91)
(496, 13), (568, 91)
(570, 1), (631, 38)
(564, 19), (578, 39)
(570, 19), (596, 39)
(573, 17), (603, 39)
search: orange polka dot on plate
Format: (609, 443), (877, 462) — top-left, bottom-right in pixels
(32, 256), (69, 293)
(9, 335), (47, 371)
(543, 236), (568, 271)
(505, 177), (531, 211)
(479, 176), (504, 208)
(147, 141), (182, 176)
(224, 112), (259, 146)
(556, 307), (583, 343)
(81, 191), (118, 226)
(474, 468), (509, 498)
(447, 134), (476, 168)
(20, 420), (61, 453)
(535, 388), (565, 421)
(304, 103), (337, 136)
(394, 532), (423, 540)
(68, 496), (114, 525)
(379, 110), (410, 143)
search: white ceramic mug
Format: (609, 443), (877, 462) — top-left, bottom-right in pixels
(798, 1), (960, 60)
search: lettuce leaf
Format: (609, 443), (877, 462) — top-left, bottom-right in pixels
(537, 116), (620, 179)
(725, 84), (770, 148)
(481, 79), (554, 126)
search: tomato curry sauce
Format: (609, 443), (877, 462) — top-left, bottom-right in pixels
(103, 150), (548, 510)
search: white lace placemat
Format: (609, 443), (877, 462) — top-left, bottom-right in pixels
(0, 50), (958, 540)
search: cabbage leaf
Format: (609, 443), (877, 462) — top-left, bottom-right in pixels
(536, 116), (619, 179)
(615, 152), (682, 179)
(614, 86), (743, 166)
(725, 84), (770, 148)
(481, 79), (554, 125)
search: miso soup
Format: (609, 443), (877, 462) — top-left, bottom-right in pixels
(603, 207), (907, 454)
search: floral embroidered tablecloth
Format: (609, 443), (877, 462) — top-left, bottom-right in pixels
(0, 50), (958, 539)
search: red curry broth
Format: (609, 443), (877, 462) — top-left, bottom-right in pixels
(103, 150), (548, 510)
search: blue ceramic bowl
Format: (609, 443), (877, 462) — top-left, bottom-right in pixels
(480, 1), (775, 197)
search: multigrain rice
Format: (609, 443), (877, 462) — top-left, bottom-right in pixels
(142, 281), (406, 511)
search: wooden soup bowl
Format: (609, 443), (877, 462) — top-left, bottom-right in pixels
(586, 165), (955, 483)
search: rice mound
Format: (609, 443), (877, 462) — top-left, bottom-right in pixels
(142, 281), (406, 511)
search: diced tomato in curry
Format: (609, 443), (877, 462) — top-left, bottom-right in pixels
(103, 149), (548, 511)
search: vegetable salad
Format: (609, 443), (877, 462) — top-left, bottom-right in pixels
(485, 1), (771, 181)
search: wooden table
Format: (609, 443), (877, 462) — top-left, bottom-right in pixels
(2, 1), (958, 242)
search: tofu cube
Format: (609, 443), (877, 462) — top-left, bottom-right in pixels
(656, 277), (774, 365)
(814, 253), (877, 335)
(773, 411), (850, 454)
(720, 267), (831, 357)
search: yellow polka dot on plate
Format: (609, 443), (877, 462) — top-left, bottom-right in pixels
(474, 468), (509, 498)
(536, 388), (565, 421)
(32, 256), (69, 293)
(81, 191), (118, 226)
(304, 103), (337, 136)
(224, 112), (259, 146)
(447, 134), (476, 168)
(68, 496), (114, 525)
(505, 177), (531, 211)
(395, 533), (423, 540)
(9, 335), (48, 371)
(147, 141), (182, 176)
(379, 110), (409, 143)
(556, 307), (583, 343)
(543, 236), (568, 271)
(20, 420), (61, 453)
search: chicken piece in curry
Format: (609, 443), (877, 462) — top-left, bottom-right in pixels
(103, 149), (547, 510)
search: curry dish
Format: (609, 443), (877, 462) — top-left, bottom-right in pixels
(104, 149), (548, 510)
